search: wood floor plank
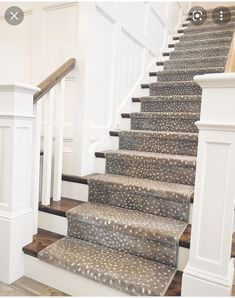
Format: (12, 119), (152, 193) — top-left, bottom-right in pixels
(23, 229), (63, 257)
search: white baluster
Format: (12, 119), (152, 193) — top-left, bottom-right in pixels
(53, 78), (65, 201)
(41, 90), (54, 205)
(32, 100), (42, 233)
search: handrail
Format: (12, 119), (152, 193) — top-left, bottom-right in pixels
(225, 31), (235, 72)
(33, 58), (76, 103)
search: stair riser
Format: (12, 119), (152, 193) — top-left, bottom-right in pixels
(105, 154), (196, 185)
(67, 220), (178, 266)
(149, 84), (201, 96)
(157, 70), (222, 82)
(141, 100), (201, 113)
(164, 58), (227, 71)
(174, 38), (232, 50)
(119, 134), (198, 156)
(169, 47), (230, 59)
(89, 181), (190, 221)
(130, 117), (199, 133)
(179, 30), (233, 42)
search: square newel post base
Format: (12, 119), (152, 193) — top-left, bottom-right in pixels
(182, 261), (234, 296)
(0, 83), (40, 284)
(0, 211), (33, 283)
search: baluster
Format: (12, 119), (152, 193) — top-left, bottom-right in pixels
(41, 90), (54, 205)
(53, 78), (65, 201)
(32, 101), (42, 233)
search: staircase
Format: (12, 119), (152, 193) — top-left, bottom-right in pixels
(23, 10), (235, 296)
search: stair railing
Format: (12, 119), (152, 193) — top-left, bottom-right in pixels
(32, 58), (76, 232)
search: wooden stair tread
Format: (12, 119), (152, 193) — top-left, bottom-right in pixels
(62, 173), (100, 184)
(39, 197), (85, 217)
(23, 229), (63, 257)
(179, 224), (191, 248)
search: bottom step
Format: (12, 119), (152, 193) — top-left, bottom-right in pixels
(23, 229), (182, 296)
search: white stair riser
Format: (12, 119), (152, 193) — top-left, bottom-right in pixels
(24, 255), (127, 296)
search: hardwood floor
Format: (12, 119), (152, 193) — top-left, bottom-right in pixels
(0, 277), (68, 296)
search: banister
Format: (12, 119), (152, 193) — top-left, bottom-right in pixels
(33, 58), (76, 103)
(225, 31), (235, 72)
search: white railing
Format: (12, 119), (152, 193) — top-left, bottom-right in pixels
(32, 58), (76, 233)
(182, 73), (235, 296)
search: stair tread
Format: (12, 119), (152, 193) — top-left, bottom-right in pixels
(149, 81), (199, 87)
(156, 67), (224, 75)
(141, 95), (201, 102)
(88, 173), (194, 201)
(104, 149), (197, 164)
(23, 228), (64, 257)
(67, 202), (187, 245)
(166, 56), (227, 63)
(130, 112), (200, 119)
(119, 130), (198, 141)
(39, 197), (85, 217)
(38, 236), (176, 296)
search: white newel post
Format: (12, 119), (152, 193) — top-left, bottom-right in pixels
(0, 83), (40, 283)
(182, 73), (235, 296)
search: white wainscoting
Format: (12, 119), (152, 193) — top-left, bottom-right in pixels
(78, 1), (190, 175)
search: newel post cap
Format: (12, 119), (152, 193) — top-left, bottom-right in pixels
(194, 73), (235, 88)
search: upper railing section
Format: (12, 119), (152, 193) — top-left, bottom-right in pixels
(225, 31), (235, 72)
(33, 58), (76, 103)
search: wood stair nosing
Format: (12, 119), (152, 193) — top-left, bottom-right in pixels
(149, 71), (157, 77)
(62, 173), (101, 185)
(173, 36), (180, 41)
(168, 44), (175, 48)
(121, 113), (131, 118)
(163, 52), (170, 57)
(141, 83), (150, 89)
(132, 97), (141, 102)
(39, 197), (86, 217)
(156, 61), (164, 66)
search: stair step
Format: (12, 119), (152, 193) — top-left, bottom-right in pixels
(130, 112), (200, 133)
(141, 83), (149, 89)
(173, 36), (180, 41)
(168, 44), (175, 48)
(149, 81), (202, 96)
(179, 29), (234, 42)
(88, 173), (193, 221)
(132, 97), (141, 102)
(149, 71), (157, 77)
(23, 229), (186, 296)
(62, 173), (100, 184)
(185, 22), (235, 34)
(109, 130), (119, 136)
(175, 36), (232, 50)
(39, 197), (85, 217)
(104, 150), (196, 185)
(169, 46), (231, 60)
(67, 202), (187, 266)
(23, 228), (64, 257)
(163, 52), (170, 56)
(121, 113), (131, 118)
(38, 235), (176, 296)
(140, 95), (201, 113)
(163, 56), (227, 71)
(119, 130), (198, 156)
(156, 67), (224, 82)
(156, 61), (164, 66)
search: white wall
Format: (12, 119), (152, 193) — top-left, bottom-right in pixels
(0, 1), (189, 177)
(78, 1), (189, 175)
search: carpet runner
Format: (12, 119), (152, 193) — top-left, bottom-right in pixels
(38, 11), (235, 296)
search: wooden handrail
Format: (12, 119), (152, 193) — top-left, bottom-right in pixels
(225, 32), (235, 72)
(33, 58), (76, 103)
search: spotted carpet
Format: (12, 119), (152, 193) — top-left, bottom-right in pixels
(39, 11), (235, 296)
